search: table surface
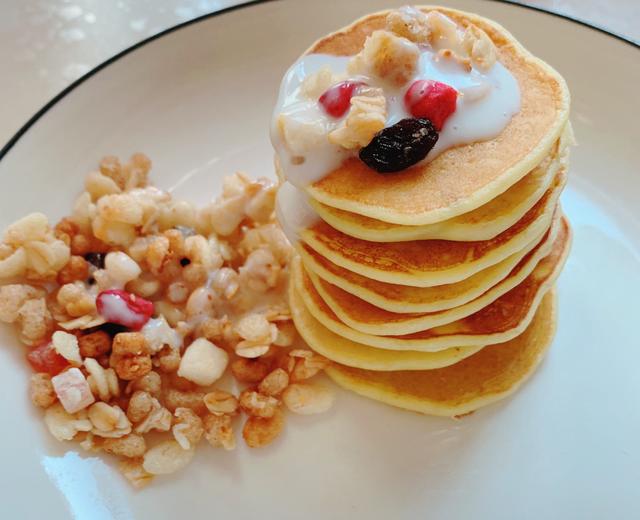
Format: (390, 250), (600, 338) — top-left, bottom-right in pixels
(0, 0), (637, 149)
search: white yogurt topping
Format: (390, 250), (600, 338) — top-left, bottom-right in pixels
(275, 181), (320, 244)
(271, 48), (521, 188)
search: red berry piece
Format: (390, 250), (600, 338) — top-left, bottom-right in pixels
(319, 81), (363, 118)
(27, 342), (68, 376)
(96, 289), (154, 330)
(404, 80), (458, 130)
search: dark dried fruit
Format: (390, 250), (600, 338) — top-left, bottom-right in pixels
(84, 252), (106, 269)
(359, 118), (439, 173)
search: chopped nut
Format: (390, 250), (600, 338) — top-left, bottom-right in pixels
(277, 113), (327, 157)
(209, 267), (239, 300)
(127, 390), (155, 423)
(239, 248), (280, 292)
(239, 390), (279, 418)
(57, 282), (96, 317)
(386, 6), (431, 43)
(197, 317), (228, 342)
(203, 414), (235, 450)
(290, 350), (329, 382)
(230, 358), (270, 383)
(134, 401), (172, 434)
(103, 433), (146, 458)
(166, 281), (189, 304)
(172, 407), (204, 450)
(0, 284), (45, 323)
(273, 321), (296, 347)
(258, 369), (289, 397)
(44, 403), (92, 441)
(99, 155), (125, 189)
(300, 66), (338, 99)
(282, 383), (335, 415)
(426, 11), (460, 51)
(235, 342), (271, 359)
(242, 408), (285, 448)
(17, 297), (54, 346)
(163, 388), (207, 415)
(143, 440), (195, 475)
(156, 345), (181, 373)
(119, 458), (154, 489)
(52, 331), (82, 366)
(30, 373), (57, 408)
(348, 30), (420, 86)
(235, 313), (272, 342)
(88, 402), (131, 438)
(85, 358), (120, 402)
(85, 170), (122, 200)
(462, 23), (496, 71)
(126, 371), (162, 397)
(203, 389), (239, 416)
(329, 86), (386, 149)
(57, 255), (89, 285)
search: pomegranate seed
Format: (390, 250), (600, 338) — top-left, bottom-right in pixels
(27, 342), (68, 376)
(96, 289), (154, 330)
(404, 80), (458, 130)
(319, 81), (363, 118)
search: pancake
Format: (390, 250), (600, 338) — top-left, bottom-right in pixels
(325, 289), (557, 416)
(289, 280), (482, 371)
(303, 6), (570, 225)
(308, 126), (571, 242)
(299, 233), (539, 313)
(293, 216), (570, 352)
(300, 168), (565, 287)
(310, 215), (560, 335)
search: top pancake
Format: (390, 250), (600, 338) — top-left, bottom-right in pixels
(302, 6), (570, 225)
(308, 124), (571, 242)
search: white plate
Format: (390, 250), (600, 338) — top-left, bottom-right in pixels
(1, 1), (638, 518)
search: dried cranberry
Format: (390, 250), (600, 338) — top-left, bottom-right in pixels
(27, 342), (68, 376)
(319, 81), (363, 118)
(359, 118), (439, 173)
(96, 289), (154, 330)
(404, 80), (458, 130)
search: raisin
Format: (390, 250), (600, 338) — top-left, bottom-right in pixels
(358, 118), (439, 173)
(84, 252), (106, 269)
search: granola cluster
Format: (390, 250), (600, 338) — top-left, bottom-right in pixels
(384, 7), (497, 72)
(0, 154), (333, 488)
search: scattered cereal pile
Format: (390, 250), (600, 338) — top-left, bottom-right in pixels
(0, 154), (333, 488)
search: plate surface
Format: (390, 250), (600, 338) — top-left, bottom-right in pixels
(1, 1), (638, 518)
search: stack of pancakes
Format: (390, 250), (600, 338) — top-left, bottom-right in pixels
(282, 7), (573, 416)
